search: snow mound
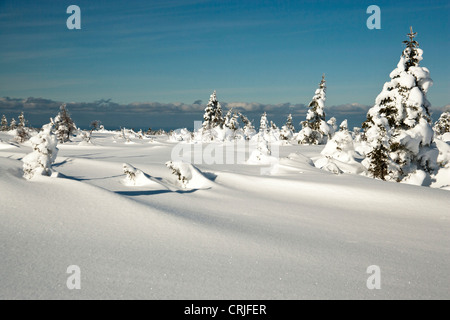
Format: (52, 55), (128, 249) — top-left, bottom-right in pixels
(432, 166), (450, 190)
(165, 161), (214, 189)
(435, 138), (450, 166)
(247, 150), (278, 165)
(431, 138), (450, 190)
(122, 163), (162, 187)
(314, 123), (366, 175)
(314, 158), (342, 174)
(401, 170), (431, 186)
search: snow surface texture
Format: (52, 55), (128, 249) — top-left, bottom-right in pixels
(0, 131), (449, 299)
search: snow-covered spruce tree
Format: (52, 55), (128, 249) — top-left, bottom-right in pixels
(259, 112), (269, 135)
(257, 134), (271, 157)
(270, 121), (277, 130)
(280, 114), (295, 140)
(53, 104), (77, 143)
(23, 123), (58, 179)
(434, 112), (450, 137)
(202, 90), (224, 131)
(18, 112), (27, 128)
(10, 118), (17, 130)
(298, 75), (330, 144)
(1, 115), (8, 131)
(362, 27), (436, 182)
(224, 108), (239, 131)
(286, 114), (295, 132)
(15, 126), (30, 143)
(15, 111), (30, 142)
(239, 113), (256, 140)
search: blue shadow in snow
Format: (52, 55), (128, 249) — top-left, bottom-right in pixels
(115, 188), (203, 197)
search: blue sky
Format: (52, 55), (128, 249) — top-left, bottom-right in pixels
(0, 0), (449, 129)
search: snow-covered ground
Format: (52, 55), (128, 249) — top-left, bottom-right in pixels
(0, 131), (449, 299)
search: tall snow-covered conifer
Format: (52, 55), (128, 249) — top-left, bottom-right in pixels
(18, 112), (27, 128)
(298, 75), (330, 144)
(1, 115), (8, 131)
(53, 104), (77, 143)
(259, 112), (269, 135)
(16, 112), (30, 142)
(202, 90), (224, 131)
(10, 118), (17, 130)
(362, 27), (437, 182)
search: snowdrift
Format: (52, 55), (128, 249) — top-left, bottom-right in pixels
(165, 161), (215, 189)
(1, 136), (450, 300)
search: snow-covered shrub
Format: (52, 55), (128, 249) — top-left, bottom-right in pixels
(247, 134), (278, 165)
(79, 130), (92, 144)
(362, 27), (437, 185)
(166, 161), (189, 187)
(434, 112), (450, 137)
(119, 128), (133, 143)
(321, 120), (356, 163)
(122, 163), (154, 186)
(23, 123), (58, 179)
(165, 161), (212, 189)
(315, 120), (366, 175)
(297, 75), (330, 145)
(169, 128), (193, 142)
(52, 104), (78, 143)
